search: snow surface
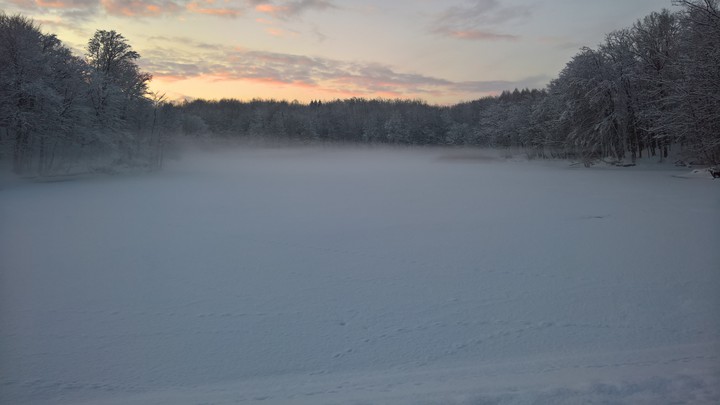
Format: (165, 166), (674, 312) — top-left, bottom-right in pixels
(1, 147), (719, 405)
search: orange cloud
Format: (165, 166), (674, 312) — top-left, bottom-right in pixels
(255, 3), (283, 14)
(11, 0), (334, 21)
(265, 27), (285, 37)
(36, 0), (68, 7)
(141, 40), (548, 104)
(101, 0), (182, 17)
(186, 0), (242, 16)
(17, 0), (97, 9)
(254, 0), (336, 19)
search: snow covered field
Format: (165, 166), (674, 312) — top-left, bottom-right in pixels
(1, 147), (719, 405)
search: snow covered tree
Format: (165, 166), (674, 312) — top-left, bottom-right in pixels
(384, 112), (410, 143)
(86, 30), (151, 108)
(669, 0), (720, 163)
(0, 13), (91, 174)
(628, 9), (682, 159)
(549, 47), (624, 161)
(85, 30), (153, 164)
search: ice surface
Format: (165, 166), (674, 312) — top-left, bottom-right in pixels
(1, 147), (719, 404)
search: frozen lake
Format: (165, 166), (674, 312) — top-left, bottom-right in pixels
(1, 148), (719, 404)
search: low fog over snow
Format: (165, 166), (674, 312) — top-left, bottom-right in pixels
(1, 147), (719, 404)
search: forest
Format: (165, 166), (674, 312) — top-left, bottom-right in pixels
(1, 0), (719, 176)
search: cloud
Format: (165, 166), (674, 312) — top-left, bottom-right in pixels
(8, 0), (97, 11)
(7, 0), (186, 18)
(264, 27), (289, 37)
(138, 37), (547, 101)
(251, 2), (334, 39)
(254, 0), (336, 19)
(309, 25), (327, 42)
(436, 0), (531, 26)
(334, 63), (452, 94)
(36, 0), (93, 8)
(186, 0), (244, 17)
(34, 16), (91, 36)
(5, 0), (99, 21)
(3, 0), (336, 24)
(146, 35), (224, 50)
(101, 0), (182, 17)
(3, 0), (303, 19)
(432, 0), (530, 41)
(436, 28), (519, 41)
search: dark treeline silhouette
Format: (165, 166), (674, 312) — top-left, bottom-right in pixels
(1, 0), (719, 176)
(177, 89), (546, 148)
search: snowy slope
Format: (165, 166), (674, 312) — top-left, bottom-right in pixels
(1, 148), (719, 404)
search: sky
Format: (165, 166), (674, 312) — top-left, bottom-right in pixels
(2, 0), (675, 104)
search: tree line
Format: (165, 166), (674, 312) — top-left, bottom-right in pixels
(1, 0), (718, 176)
(177, 0), (719, 165)
(0, 14), (175, 175)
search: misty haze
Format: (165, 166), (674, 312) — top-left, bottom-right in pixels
(2, 146), (719, 404)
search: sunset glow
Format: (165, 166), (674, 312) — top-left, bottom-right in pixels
(1, 0), (673, 104)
